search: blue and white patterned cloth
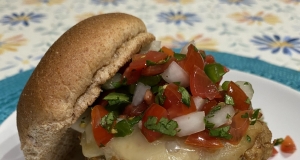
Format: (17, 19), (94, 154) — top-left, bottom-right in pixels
(0, 0), (300, 123)
(1, 0), (300, 80)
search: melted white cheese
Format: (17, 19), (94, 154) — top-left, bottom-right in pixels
(81, 121), (265, 160)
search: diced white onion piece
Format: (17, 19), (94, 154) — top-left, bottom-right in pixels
(80, 123), (104, 158)
(206, 105), (235, 128)
(173, 111), (205, 137)
(132, 82), (151, 106)
(180, 40), (195, 55)
(140, 41), (161, 53)
(193, 96), (206, 111)
(235, 81), (254, 100)
(71, 108), (91, 133)
(161, 61), (189, 87)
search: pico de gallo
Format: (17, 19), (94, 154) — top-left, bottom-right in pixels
(73, 42), (264, 150)
(271, 136), (297, 157)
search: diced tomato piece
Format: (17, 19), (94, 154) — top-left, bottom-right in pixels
(129, 57), (147, 71)
(131, 54), (146, 61)
(204, 55), (215, 64)
(163, 83), (196, 119)
(223, 66), (230, 72)
(122, 101), (148, 117)
(141, 57), (175, 76)
(163, 83), (182, 110)
(145, 51), (169, 62)
(185, 130), (224, 148)
(200, 99), (218, 115)
(141, 103), (168, 142)
(214, 90), (226, 103)
(167, 98), (197, 119)
(281, 135), (297, 154)
(228, 110), (251, 145)
(124, 51), (170, 84)
(272, 147), (278, 157)
(130, 51), (168, 70)
(99, 100), (108, 107)
(123, 67), (142, 84)
(190, 65), (220, 100)
(161, 46), (174, 56)
(182, 97), (196, 117)
(91, 105), (114, 146)
(227, 81), (250, 111)
(181, 45), (205, 74)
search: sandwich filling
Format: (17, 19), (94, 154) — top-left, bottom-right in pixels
(71, 43), (269, 159)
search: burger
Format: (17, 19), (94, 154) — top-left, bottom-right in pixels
(16, 13), (273, 160)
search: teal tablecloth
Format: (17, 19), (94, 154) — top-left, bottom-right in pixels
(1, 51), (300, 124)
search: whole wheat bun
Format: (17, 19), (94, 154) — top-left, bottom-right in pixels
(16, 12), (155, 160)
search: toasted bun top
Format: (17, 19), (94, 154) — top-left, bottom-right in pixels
(16, 13), (155, 160)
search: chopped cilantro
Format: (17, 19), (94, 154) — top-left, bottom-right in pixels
(226, 113), (231, 119)
(273, 138), (284, 146)
(204, 118), (215, 129)
(193, 45), (198, 51)
(245, 97), (251, 104)
(241, 112), (249, 118)
(209, 126), (232, 140)
(127, 115), (142, 127)
(102, 73), (123, 90)
(246, 135), (251, 142)
(138, 75), (161, 86)
(250, 109), (260, 125)
(209, 105), (222, 115)
(151, 85), (159, 94)
(199, 50), (206, 59)
(99, 144), (105, 147)
(244, 82), (250, 85)
(204, 105), (221, 129)
(146, 56), (171, 66)
(101, 111), (117, 131)
(155, 86), (165, 105)
(112, 115), (142, 137)
(221, 81), (230, 91)
(173, 54), (186, 61)
(225, 94), (235, 105)
(178, 86), (190, 107)
(204, 63), (227, 83)
(114, 120), (132, 137)
(128, 84), (137, 94)
(103, 92), (131, 106)
(206, 114), (214, 118)
(144, 116), (178, 136)
(173, 82), (181, 86)
(146, 60), (157, 66)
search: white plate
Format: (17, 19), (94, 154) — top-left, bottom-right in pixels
(0, 70), (299, 160)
